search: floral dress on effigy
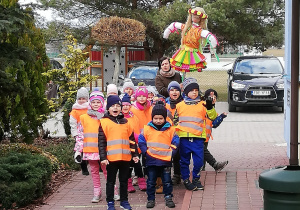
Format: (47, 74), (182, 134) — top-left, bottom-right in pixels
(170, 24), (207, 72)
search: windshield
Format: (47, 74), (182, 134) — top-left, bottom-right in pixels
(129, 66), (158, 79)
(234, 58), (283, 74)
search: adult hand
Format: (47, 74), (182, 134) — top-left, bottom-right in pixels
(133, 156), (139, 163)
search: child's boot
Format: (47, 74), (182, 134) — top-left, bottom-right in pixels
(213, 161), (228, 173)
(183, 178), (197, 191)
(192, 177), (204, 190)
(155, 177), (163, 194)
(107, 201), (116, 210)
(138, 177), (147, 191)
(120, 200), (132, 210)
(128, 178), (136, 193)
(165, 195), (175, 208)
(146, 200), (155, 208)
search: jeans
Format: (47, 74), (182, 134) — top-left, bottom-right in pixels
(106, 161), (130, 202)
(146, 166), (173, 201)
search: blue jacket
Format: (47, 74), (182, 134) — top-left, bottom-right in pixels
(138, 121), (180, 167)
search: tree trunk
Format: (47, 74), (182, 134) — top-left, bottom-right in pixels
(113, 45), (121, 85)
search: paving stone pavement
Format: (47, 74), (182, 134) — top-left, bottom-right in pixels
(38, 102), (289, 210)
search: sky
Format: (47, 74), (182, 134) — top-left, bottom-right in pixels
(19, 0), (54, 21)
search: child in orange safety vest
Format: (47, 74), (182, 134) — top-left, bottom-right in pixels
(138, 101), (179, 209)
(121, 93), (147, 192)
(70, 87), (90, 175)
(173, 78), (218, 191)
(73, 88), (110, 203)
(99, 95), (139, 210)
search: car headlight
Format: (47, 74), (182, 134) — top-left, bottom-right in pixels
(276, 83), (284, 89)
(231, 81), (246, 89)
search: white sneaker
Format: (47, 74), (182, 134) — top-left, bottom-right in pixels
(132, 176), (138, 186)
(114, 194), (120, 201)
(91, 195), (101, 203)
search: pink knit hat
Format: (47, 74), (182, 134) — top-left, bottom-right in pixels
(135, 86), (148, 98)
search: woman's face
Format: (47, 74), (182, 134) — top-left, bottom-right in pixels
(192, 14), (201, 24)
(161, 59), (170, 72)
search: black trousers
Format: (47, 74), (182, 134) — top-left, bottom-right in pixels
(204, 142), (217, 167)
(128, 155), (144, 178)
(172, 148), (181, 176)
(106, 161), (130, 202)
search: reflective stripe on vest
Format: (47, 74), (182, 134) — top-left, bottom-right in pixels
(175, 101), (206, 136)
(144, 125), (175, 161)
(80, 114), (100, 153)
(100, 118), (134, 162)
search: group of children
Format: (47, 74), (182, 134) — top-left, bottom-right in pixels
(69, 77), (227, 210)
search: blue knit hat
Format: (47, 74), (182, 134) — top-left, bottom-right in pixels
(168, 81), (181, 93)
(121, 93), (131, 105)
(106, 95), (122, 110)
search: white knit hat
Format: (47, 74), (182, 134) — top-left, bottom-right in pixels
(123, 81), (135, 92)
(76, 87), (89, 100)
(107, 84), (118, 96)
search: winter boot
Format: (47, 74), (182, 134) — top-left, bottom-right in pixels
(155, 177), (163, 194)
(183, 179), (197, 191)
(138, 177), (147, 191)
(165, 195), (175, 208)
(146, 200), (155, 208)
(192, 177), (204, 190)
(213, 161), (228, 173)
(128, 178), (136, 193)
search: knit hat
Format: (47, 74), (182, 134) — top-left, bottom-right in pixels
(183, 78), (199, 95)
(107, 84), (118, 96)
(123, 81), (135, 92)
(135, 86), (148, 98)
(106, 95), (122, 110)
(77, 87), (89, 100)
(151, 101), (167, 119)
(147, 86), (157, 95)
(204, 88), (218, 99)
(89, 88), (105, 105)
(121, 93), (131, 105)
(168, 81), (181, 93)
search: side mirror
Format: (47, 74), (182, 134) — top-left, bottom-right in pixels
(118, 75), (125, 80)
(227, 69), (233, 75)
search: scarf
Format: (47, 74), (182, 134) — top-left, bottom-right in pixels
(183, 95), (201, 105)
(87, 109), (104, 120)
(159, 68), (175, 78)
(123, 111), (133, 119)
(169, 95), (183, 109)
(132, 100), (151, 111)
(72, 101), (89, 110)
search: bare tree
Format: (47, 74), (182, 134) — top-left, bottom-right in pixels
(91, 16), (146, 85)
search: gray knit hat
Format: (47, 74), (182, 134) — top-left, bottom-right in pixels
(123, 81), (135, 92)
(183, 78), (199, 95)
(77, 87), (89, 100)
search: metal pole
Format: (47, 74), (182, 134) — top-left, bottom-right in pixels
(290, 0), (299, 166)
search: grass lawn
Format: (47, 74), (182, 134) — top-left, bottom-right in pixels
(186, 70), (228, 102)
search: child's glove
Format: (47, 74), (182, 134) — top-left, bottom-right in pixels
(74, 151), (82, 163)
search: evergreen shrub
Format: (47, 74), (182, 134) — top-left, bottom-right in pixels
(0, 152), (52, 209)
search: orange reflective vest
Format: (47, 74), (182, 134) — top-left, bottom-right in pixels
(70, 109), (88, 122)
(80, 114), (100, 153)
(127, 115), (140, 136)
(100, 118), (135, 162)
(175, 101), (206, 136)
(205, 118), (213, 142)
(143, 125), (177, 161)
(130, 106), (152, 134)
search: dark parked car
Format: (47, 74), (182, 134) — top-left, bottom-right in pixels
(119, 61), (158, 89)
(227, 56), (284, 112)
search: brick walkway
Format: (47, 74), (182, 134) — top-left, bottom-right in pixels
(38, 103), (288, 210)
